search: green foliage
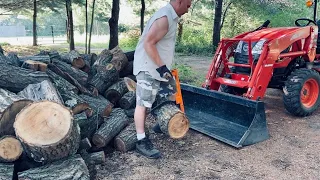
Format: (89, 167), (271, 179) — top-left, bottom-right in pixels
(119, 29), (140, 51)
(0, 42), (10, 46)
(172, 63), (204, 86)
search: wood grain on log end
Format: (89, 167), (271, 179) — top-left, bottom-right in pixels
(0, 136), (23, 163)
(92, 134), (106, 148)
(168, 112), (189, 139)
(124, 77), (136, 91)
(72, 103), (90, 115)
(72, 58), (85, 69)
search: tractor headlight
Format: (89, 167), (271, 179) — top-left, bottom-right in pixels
(252, 39), (266, 54)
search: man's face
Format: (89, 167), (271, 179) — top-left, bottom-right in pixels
(178, 0), (192, 16)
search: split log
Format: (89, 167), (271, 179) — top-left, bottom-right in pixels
(52, 60), (88, 86)
(14, 101), (80, 163)
(120, 60), (133, 78)
(18, 80), (63, 104)
(19, 55), (51, 64)
(46, 69), (79, 94)
(17, 154), (90, 180)
(109, 46), (128, 71)
(0, 136), (23, 163)
(124, 77), (137, 91)
(0, 63), (50, 93)
(6, 52), (20, 66)
(87, 63), (119, 94)
(119, 91), (136, 110)
(124, 50), (135, 62)
(152, 102), (189, 139)
(92, 108), (130, 148)
(21, 60), (47, 71)
(104, 79), (128, 105)
(79, 95), (113, 118)
(48, 63), (95, 96)
(0, 163), (14, 180)
(114, 123), (138, 153)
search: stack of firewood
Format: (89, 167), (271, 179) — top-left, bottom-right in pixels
(0, 46), (189, 180)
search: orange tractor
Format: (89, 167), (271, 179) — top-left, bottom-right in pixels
(179, 1), (320, 147)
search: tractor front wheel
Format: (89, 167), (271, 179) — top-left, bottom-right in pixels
(283, 68), (320, 116)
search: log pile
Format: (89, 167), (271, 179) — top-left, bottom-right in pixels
(0, 47), (189, 179)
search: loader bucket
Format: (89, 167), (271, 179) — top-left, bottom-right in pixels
(180, 83), (269, 148)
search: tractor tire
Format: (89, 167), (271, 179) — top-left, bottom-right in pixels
(283, 68), (320, 117)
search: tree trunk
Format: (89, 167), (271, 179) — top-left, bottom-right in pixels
(119, 91), (136, 110)
(114, 123), (138, 152)
(0, 136), (23, 163)
(18, 80), (64, 104)
(14, 101), (80, 163)
(177, 21), (183, 43)
(140, 0), (145, 34)
(92, 108), (130, 148)
(220, 1), (232, 30)
(46, 69), (79, 94)
(152, 102), (189, 139)
(52, 59), (88, 86)
(108, 0), (120, 50)
(104, 79), (128, 105)
(33, 0), (37, 46)
(0, 45), (3, 55)
(79, 94), (113, 118)
(0, 163), (14, 180)
(17, 154), (90, 180)
(85, 0), (88, 54)
(0, 63), (49, 93)
(212, 0), (223, 48)
(88, 0), (96, 54)
(66, 0), (75, 51)
(59, 89), (92, 116)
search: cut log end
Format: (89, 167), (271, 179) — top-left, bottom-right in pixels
(0, 136), (23, 162)
(102, 104), (113, 117)
(124, 77), (136, 91)
(14, 101), (72, 146)
(72, 58), (85, 69)
(114, 138), (127, 152)
(92, 134), (106, 148)
(72, 103), (90, 115)
(168, 112), (189, 139)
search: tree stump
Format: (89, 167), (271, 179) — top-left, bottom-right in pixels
(114, 123), (138, 153)
(0, 63), (50, 93)
(14, 101), (80, 163)
(152, 102), (189, 139)
(79, 95), (113, 118)
(17, 154), (90, 180)
(0, 136), (23, 163)
(119, 91), (136, 110)
(104, 79), (128, 105)
(0, 163), (14, 180)
(92, 108), (130, 148)
(18, 80), (63, 104)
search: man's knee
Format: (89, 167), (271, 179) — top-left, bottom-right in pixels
(136, 72), (159, 108)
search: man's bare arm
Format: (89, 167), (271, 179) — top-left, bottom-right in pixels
(143, 16), (169, 67)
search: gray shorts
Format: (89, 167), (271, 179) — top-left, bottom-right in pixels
(136, 72), (160, 108)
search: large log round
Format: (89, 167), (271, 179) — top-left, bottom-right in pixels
(14, 101), (80, 163)
(0, 136), (23, 163)
(152, 102), (189, 139)
(104, 79), (128, 105)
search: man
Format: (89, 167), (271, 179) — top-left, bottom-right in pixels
(133, 0), (192, 159)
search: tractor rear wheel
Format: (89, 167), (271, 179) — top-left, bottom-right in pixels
(283, 68), (320, 116)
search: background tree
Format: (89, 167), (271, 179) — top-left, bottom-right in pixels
(109, 0), (120, 50)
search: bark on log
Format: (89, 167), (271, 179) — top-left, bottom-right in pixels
(109, 46), (128, 72)
(93, 49), (113, 68)
(87, 63), (119, 94)
(70, 50), (85, 68)
(52, 60), (88, 86)
(78, 138), (92, 152)
(79, 95), (113, 118)
(124, 51), (135, 62)
(81, 53), (97, 68)
(0, 63), (50, 93)
(18, 80), (63, 104)
(92, 108), (130, 148)
(79, 113), (103, 140)
(104, 79), (128, 105)
(6, 52), (20, 67)
(19, 55), (51, 64)
(59, 88), (92, 116)
(21, 60), (48, 71)
(114, 123), (138, 152)
(0, 89), (24, 116)
(124, 108), (135, 118)
(48, 63), (94, 96)
(152, 102), (189, 139)
(0, 163), (14, 180)
(124, 77), (136, 91)
(14, 101), (81, 163)
(37, 50), (60, 61)
(46, 69), (79, 94)
(119, 60), (133, 78)
(119, 91), (136, 110)
(81, 151), (105, 166)
(0, 136), (23, 163)
(17, 154), (90, 180)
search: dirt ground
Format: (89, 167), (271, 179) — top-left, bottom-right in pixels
(95, 54), (320, 180)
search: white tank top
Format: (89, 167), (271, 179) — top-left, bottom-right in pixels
(133, 3), (179, 81)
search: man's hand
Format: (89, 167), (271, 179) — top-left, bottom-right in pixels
(156, 65), (173, 79)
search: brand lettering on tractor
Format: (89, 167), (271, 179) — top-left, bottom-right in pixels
(223, 79), (237, 84)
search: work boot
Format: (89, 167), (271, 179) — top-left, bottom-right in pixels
(152, 123), (163, 134)
(136, 137), (161, 159)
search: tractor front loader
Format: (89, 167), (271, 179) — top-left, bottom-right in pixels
(180, 1), (320, 148)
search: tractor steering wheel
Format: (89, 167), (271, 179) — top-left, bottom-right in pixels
(295, 18), (317, 27)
